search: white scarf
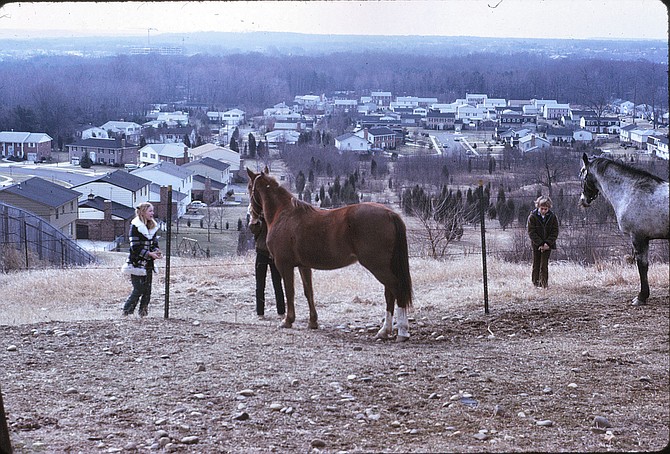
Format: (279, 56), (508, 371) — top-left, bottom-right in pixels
(132, 216), (159, 239)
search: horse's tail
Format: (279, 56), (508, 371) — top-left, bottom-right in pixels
(391, 214), (413, 309)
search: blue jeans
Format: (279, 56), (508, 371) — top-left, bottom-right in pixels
(123, 271), (153, 315)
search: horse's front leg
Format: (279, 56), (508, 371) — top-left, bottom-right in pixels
(298, 267), (318, 329)
(278, 266), (295, 328)
(631, 237), (650, 306)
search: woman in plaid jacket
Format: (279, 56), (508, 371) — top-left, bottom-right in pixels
(122, 202), (162, 317)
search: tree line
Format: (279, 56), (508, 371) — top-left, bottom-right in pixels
(0, 51), (666, 143)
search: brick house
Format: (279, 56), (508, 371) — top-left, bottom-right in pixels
(0, 131), (52, 161)
(67, 137), (139, 166)
(76, 195), (135, 241)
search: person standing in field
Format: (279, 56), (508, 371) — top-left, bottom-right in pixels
(122, 202), (163, 317)
(527, 195), (559, 288)
(249, 215), (285, 320)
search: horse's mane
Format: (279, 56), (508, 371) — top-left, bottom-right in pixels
(592, 157), (667, 185)
(262, 173), (318, 213)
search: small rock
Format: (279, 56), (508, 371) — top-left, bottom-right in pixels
(353, 346), (362, 351)
(536, 420), (553, 427)
(639, 376), (652, 383)
(593, 416), (612, 428)
(192, 320), (201, 326)
(542, 387), (553, 394)
(192, 393), (205, 399)
(123, 441), (138, 450)
(311, 439), (326, 448)
(233, 412), (250, 421)
(269, 403), (283, 411)
(473, 432), (488, 440)
(493, 405), (505, 417)
(195, 363), (206, 372)
(237, 389), (255, 397)
(154, 430), (169, 439)
(567, 383), (578, 388)
(6, 345), (17, 352)
(64, 387), (79, 395)
(517, 412), (526, 418)
(181, 435), (199, 445)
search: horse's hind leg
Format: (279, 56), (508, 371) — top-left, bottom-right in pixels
(632, 237), (650, 306)
(375, 288), (395, 340)
(299, 267), (318, 329)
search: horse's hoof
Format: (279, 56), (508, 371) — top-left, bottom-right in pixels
(308, 322), (319, 330)
(280, 321), (293, 329)
(632, 297), (647, 306)
(374, 332), (390, 340)
(396, 335), (410, 343)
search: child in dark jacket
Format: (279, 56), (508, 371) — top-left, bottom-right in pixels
(527, 196), (559, 288)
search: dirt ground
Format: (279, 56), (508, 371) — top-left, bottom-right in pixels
(1, 269), (668, 454)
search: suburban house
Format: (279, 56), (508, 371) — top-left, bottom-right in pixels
(66, 137), (139, 166)
(207, 109), (245, 127)
(76, 125), (109, 140)
(424, 111), (456, 130)
(629, 128), (658, 149)
(370, 91), (392, 107)
(519, 134), (551, 153)
(580, 116), (620, 134)
(334, 133), (372, 153)
(76, 195), (135, 242)
(132, 161), (194, 208)
(573, 129), (594, 142)
(545, 126), (574, 145)
(143, 125), (196, 145)
(333, 99), (358, 113)
(99, 120), (143, 143)
(190, 143), (241, 171)
(0, 176), (80, 237)
(619, 124), (638, 144)
(182, 157), (231, 186)
(496, 127), (532, 146)
(265, 130), (301, 149)
(0, 131), (52, 161)
(191, 175), (227, 205)
(71, 169), (152, 207)
(650, 135), (669, 160)
(543, 103), (570, 120)
(138, 143), (191, 166)
(354, 127), (397, 150)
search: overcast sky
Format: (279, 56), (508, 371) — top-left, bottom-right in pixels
(0, 0), (667, 40)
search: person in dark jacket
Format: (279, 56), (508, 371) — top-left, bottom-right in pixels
(527, 196), (559, 288)
(123, 202), (162, 317)
(249, 216), (285, 319)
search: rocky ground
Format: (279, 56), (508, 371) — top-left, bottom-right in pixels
(1, 277), (668, 453)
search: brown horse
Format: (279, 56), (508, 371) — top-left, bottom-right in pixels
(247, 167), (413, 341)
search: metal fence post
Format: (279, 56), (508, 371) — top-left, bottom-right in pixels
(479, 181), (489, 314)
(0, 385), (12, 454)
(164, 186), (172, 319)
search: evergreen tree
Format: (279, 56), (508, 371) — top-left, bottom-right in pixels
(248, 133), (257, 156)
(80, 150), (93, 168)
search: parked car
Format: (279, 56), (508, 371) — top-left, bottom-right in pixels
(189, 201), (208, 209)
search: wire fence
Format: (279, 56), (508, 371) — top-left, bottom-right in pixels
(0, 203), (95, 270)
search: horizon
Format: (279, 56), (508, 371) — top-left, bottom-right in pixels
(0, 0), (667, 41)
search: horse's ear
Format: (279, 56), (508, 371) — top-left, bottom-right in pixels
(582, 153), (589, 166)
(263, 165), (270, 174)
(246, 167), (256, 180)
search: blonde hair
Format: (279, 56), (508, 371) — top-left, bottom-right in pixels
(136, 202), (157, 230)
(535, 196), (552, 209)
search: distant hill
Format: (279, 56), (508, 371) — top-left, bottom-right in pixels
(1, 32), (667, 63)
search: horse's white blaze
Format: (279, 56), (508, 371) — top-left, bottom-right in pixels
(396, 307), (410, 340)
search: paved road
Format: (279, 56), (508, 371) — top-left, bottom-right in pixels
(0, 161), (102, 187)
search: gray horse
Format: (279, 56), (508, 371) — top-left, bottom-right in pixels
(580, 153), (669, 306)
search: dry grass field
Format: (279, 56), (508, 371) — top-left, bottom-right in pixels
(0, 251), (668, 452)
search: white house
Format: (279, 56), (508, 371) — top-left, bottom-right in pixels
(100, 121), (142, 143)
(181, 157), (231, 186)
(80, 126), (109, 140)
(629, 129), (657, 149)
(138, 143), (191, 166)
(265, 130), (301, 148)
(573, 129), (593, 142)
(544, 103), (570, 120)
(654, 136), (669, 160)
(222, 108), (245, 126)
(519, 134), (551, 152)
(132, 161), (194, 206)
(190, 143), (241, 171)
(335, 133), (371, 153)
(71, 169), (151, 207)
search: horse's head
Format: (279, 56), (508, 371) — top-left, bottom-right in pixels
(246, 166), (271, 222)
(579, 153), (600, 207)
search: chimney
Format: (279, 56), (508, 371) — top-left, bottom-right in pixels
(87, 192), (95, 200)
(103, 199), (112, 221)
(364, 128), (368, 140)
(183, 146), (189, 164)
